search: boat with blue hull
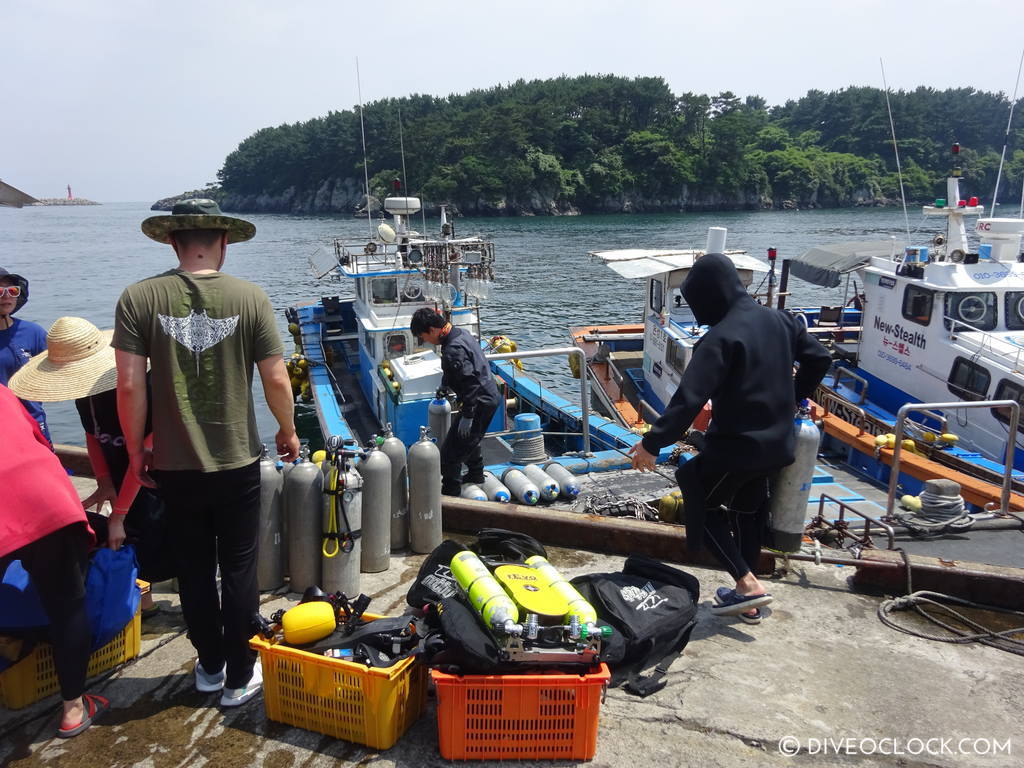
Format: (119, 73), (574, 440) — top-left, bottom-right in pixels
(288, 194), (677, 510)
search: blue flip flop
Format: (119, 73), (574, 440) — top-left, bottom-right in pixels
(711, 587), (773, 616)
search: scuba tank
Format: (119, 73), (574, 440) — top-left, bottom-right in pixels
(408, 426), (443, 553)
(481, 470), (511, 503)
(285, 445), (324, 594)
(525, 555), (597, 625)
(280, 456), (300, 576)
(358, 438), (392, 573)
(428, 389), (452, 448)
(521, 464), (560, 502)
(543, 462), (581, 499)
(768, 400), (821, 553)
(321, 436), (362, 597)
(460, 484), (487, 501)
(257, 445), (285, 591)
(450, 550), (522, 635)
(501, 468), (540, 505)
(380, 424), (409, 550)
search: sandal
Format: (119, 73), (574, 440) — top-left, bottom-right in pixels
(57, 693), (109, 739)
(711, 587), (773, 616)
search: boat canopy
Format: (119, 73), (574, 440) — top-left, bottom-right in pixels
(591, 248), (766, 279)
(0, 180), (38, 208)
(791, 241), (896, 287)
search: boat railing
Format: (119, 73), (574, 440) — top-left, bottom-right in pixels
(947, 316), (1024, 373)
(886, 400), (1020, 517)
(486, 346), (591, 455)
(832, 366), (869, 404)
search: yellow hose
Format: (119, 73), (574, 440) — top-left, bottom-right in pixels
(322, 463), (340, 558)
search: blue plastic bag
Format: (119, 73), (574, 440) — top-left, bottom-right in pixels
(0, 560), (50, 630)
(84, 545), (141, 648)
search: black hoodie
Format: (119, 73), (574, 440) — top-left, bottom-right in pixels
(640, 253), (831, 472)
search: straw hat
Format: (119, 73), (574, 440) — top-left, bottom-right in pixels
(8, 317), (117, 402)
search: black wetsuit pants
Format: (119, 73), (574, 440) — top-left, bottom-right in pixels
(440, 399), (499, 496)
(157, 460), (260, 689)
(1, 523), (91, 701)
(677, 456), (773, 581)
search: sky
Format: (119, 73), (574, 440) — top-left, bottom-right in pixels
(3, 0), (1023, 203)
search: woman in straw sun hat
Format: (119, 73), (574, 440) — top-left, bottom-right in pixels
(9, 317), (174, 593)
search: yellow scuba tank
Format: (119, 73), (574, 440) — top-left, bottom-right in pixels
(450, 550), (520, 631)
(525, 555), (598, 625)
(493, 564), (569, 618)
(281, 601), (336, 645)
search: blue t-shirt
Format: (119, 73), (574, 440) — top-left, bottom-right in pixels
(0, 317), (49, 440)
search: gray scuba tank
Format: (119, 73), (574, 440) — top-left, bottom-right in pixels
(428, 390), (452, 449)
(769, 400), (821, 553)
(481, 470), (511, 503)
(521, 464), (560, 502)
(284, 445), (324, 594)
(380, 424), (409, 550)
(358, 438), (392, 573)
(501, 467), (540, 505)
(321, 449), (362, 597)
(544, 461), (581, 499)
(257, 445), (284, 591)
(280, 457), (299, 576)
(408, 426), (442, 553)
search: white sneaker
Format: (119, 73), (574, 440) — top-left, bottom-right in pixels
(195, 660), (226, 692)
(220, 662), (263, 707)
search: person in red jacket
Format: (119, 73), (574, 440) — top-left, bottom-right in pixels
(0, 384), (108, 737)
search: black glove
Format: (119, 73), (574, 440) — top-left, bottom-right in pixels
(458, 416), (473, 439)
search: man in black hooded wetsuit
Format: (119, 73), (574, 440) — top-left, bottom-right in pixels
(629, 253), (830, 624)
(411, 308), (500, 496)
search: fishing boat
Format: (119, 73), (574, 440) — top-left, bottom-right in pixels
(287, 193), (676, 511)
(571, 147), (1024, 568)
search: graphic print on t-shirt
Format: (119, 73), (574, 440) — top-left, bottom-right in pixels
(158, 309), (239, 374)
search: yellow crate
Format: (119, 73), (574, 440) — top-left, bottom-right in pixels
(0, 608), (142, 710)
(250, 613), (426, 750)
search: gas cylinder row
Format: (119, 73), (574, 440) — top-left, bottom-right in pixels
(459, 463), (581, 506)
(256, 425), (443, 596)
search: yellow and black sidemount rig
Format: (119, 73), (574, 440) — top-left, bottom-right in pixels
(450, 550), (610, 665)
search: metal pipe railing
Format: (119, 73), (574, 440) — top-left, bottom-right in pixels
(886, 400), (1020, 516)
(486, 347), (591, 455)
(832, 366), (869, 404)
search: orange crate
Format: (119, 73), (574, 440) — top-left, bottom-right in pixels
(431, 664), (610, 761)
(250, 613), (426, 749)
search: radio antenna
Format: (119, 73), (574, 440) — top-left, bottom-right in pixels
(880, 59), (911, 245)
(356, 58), (373, 240)
(990, 49), (1024, 217)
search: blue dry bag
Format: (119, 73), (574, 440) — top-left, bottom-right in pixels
(85, 545), (141, 648)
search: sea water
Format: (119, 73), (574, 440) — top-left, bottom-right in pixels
(1, 202), (927, 446)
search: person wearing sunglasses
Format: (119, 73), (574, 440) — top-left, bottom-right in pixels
(0, 267), (50, 442)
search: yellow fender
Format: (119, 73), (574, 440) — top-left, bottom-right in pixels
(490, 335), (524, 371)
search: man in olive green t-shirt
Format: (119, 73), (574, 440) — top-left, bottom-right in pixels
(113, 199), (299, 708)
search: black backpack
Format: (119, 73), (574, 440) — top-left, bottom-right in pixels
(571, 555), (699, 697)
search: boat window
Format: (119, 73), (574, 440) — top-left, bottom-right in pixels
(1005, 292), (1024, 330)
(649, 278), (664, 314)
(991, 379), (1024, 432)
(385, 333), (407, 359)
(901, 285), (934, 327)
(666, 338), (688, 374)
(362, 329), (375, 358)
(946, 356), (990, 401)
(944, 291), (996, 331)
(371, 278), (398, 304)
